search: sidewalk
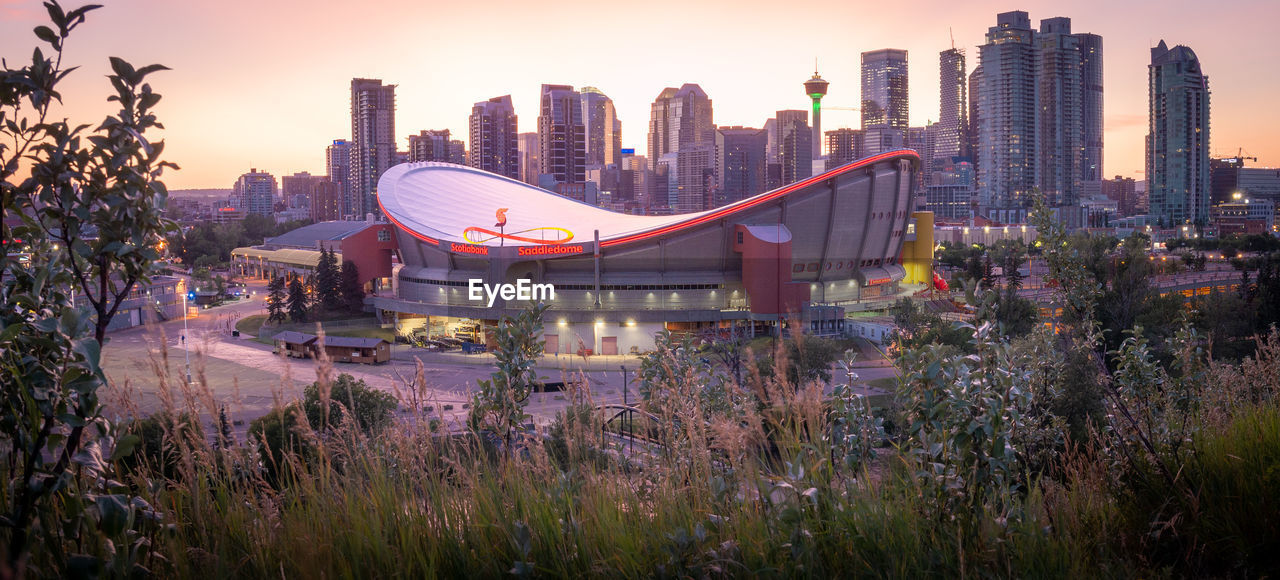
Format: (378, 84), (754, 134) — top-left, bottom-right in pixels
(392, 345), (646, 371)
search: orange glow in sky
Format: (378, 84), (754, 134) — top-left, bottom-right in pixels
(2, 0), (1278, 189)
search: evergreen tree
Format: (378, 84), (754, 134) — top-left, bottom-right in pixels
(216, 406), (235, 450)
(266, 275), (287, 323)
(287, 275), (309, 323)
(315, 247), (341, 312)
(340, 260), (364, 313)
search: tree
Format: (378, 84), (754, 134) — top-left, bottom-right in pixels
(2, 3), (174, 572)
(266, 274), (287, 323)
(287, 275), (309, 323)
(314, 247), (341, 312)
(468, 304), (548, 452)
(339, 259), (364, 313)
(303, 373), (397, 435)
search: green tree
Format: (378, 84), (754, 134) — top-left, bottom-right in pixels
(468, 304), (548, 452)
(266, 274), (287, 323)
(286, 275), (309, 323)
(2, 3), (173, 572)
(314, 247), (340, 312)
(339, 259), (364, 313)
(302, 373), (397, 435)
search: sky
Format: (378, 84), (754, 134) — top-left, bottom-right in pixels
(2, 0), (1278, 190)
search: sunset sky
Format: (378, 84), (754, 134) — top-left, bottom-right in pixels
(2, 0), (1277, 190)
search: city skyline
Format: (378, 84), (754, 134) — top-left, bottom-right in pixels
(1, 0), (1277, 189)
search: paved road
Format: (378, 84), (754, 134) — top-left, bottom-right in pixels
(100, 277), (900, 433)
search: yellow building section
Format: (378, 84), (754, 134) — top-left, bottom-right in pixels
(900, 211), (935, 285)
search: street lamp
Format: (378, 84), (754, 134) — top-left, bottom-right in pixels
(620, 365), (633, 455)
(182, 284), (192, 385)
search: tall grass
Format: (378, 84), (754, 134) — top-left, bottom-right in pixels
(8, 323), (1279, 577)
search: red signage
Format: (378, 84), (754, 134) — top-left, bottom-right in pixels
(450, 242), (489, 256)
(518, 244), (584, 257)
(866, 277), (891, 286)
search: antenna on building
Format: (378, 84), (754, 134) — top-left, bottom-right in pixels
(814, 57), (819, 75)
(950, 27), (955, 50)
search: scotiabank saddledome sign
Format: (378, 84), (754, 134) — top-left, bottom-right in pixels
(447, 208), (584, 257)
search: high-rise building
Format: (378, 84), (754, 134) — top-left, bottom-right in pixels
(862, 124), (904, 157)
(518, 132), (540, 185)
(647, 84), (714, 209)
(968, 67), (982, 168)
(350, 78), (396, 219)
(310, 179), (342, 222)
(408, 130), (453, 163)
(775, 110), (812, 186)
(1078, 33), (1104, 183)
(619, 150), (647, 206)
(580, 87), (622, 167)
(825, 128), (863, 170)
(861, 49), (909, 131)
(716, 126), (768, 205)
(976, 12), (1103, 211)
(233, 169), (277, 217)
(449, 140), (467, 166)
(937, 48), (967, 164)
(538, 84), (587, 185)
(326, 139), (352, 217)
(977, 12), (1037, 208)
(675, 144), (716, 212)
(468, 95), (520, 180)
(281, 171), (322, 203)
(1146, 40), (1211, 227)
(1036, 17), (1083, 206)
(1101, 175), (1138, 217)
(804, 69), (829, 159)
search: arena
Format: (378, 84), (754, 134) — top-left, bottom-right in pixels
(372, 150), (921, 355)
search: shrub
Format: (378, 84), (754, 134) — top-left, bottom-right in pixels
(302, 373), (398, 435)
(120, 411), (205, 480)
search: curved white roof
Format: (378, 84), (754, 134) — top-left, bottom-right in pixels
(377, 150), (918, 248)
(377, 163), (708, 247)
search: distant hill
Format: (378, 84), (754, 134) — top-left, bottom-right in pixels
(171, 188), (232, 200)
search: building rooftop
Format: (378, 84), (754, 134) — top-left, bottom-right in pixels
(377, 151), (919, 249)
(264, 221), (379, 250)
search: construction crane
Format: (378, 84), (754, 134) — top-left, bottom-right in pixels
(1236, 147), (1258, 163)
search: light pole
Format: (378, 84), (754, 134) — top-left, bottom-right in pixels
(620, 365), (632, 455)
(182, 284), (192, 385)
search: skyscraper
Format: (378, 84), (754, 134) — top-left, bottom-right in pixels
(233, 168), (277, 217)
(1078, 33), (1104, 184)
(976, 12), (1103, 211)
(937, 48), (967, 164)
(538, 84), (587, 185)
(716, 127), (767, 205)
(976, 12), (1036, 208)
(775, 110), (812, 186)
(325, 139), (352, 217)
(825, 128), (863, 170)
(1036, 17), (1083, 206)
(468, 95), (520, 180)
(861, 49), (909, 131)
(804, 69), (829, 159)
(350, 78), (396, 219)
(1147, 40), (1211, 227)
(407, 130), (453, 163)
(968, 67), (982, 168)
(647, 84), (714, 209)
(310, 179), (342, 222)
(580, 87), (622, 167)
(518, 132), (540, 185)
(448, 140), (467, 166)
